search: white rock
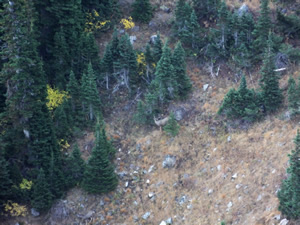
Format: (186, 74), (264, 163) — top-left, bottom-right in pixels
(166, 217), (173, 224)
(227, 136), (231, 142)
(31, 208), (40, 217)
(187, 204), (193, 209)
(148, 192), (155, 198)
(146, 179), (150, 184)
(217, 165), (221, 171)
(142, 212), (151, 220)
(148, 165), (155, 173)
(125, 181), (129, 188)
(279, 219), (289, 225)
(226, 201), (233, 211)
(213, 148), (218, 152)
(208, 189), (214, 195)
(232, 173), (238, 179)
(160, 221), (167, 225)
(256, 194), (262, 201)
(203, 84), (209, 91)
(130, 36), (137, 45)
(274, 215), (281, 221)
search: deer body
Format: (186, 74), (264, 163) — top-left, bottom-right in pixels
(154, 115), (170, 131)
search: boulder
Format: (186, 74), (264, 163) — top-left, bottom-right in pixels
(160, 5), (171, 13)
(31, 208), (40, 217)
(166, 217), (173, 224)
(162, 155), (176, 168)
(279, 219), (289, 225)
(49, 200), (70, 221)
(238, 3), (250, 17)
(150, 35), (158, 44)
(130, 36), (137, 45)
(174, 107), (185, 121)
(160, 221), (167, 225)
(203, 84), (209, 91)
(142, 212), (151, 220)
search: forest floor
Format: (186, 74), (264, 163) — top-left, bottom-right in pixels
(4, 0), (300, 224)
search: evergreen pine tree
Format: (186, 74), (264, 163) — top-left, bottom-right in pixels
(144, 44), (155, 82)
(31, 169), (52, 212)
(252, 0), (272, 61)
(132, 0), (153, 23)
(259, 37), (282, 113)
(278, 130), (300, 219)
(184, 10), (202, 49)
(65, 144), (85, 188)
(172, 42), (192, 99)
(82, 0), (120, 21)
(173, 0), (192, 39)
(193, 0), (220, 21)
(48, 151), (65, 199)
(53, 100), (70, 140)
(80, 63), (102, 121)
(287, 76), (299, 116)
(164, 113), (180, 137)
(134, 100), (148, 124)
(151, 41), (176, 104)
(0, 151), (13, 205)
(102, 43), (114, 90)
(82, 121), (118, 194)
(152, 33), (163, 64)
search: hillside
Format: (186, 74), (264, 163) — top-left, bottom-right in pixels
(2, 0), (300, 225)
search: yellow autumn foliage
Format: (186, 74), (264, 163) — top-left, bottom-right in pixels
(137, 53), (146, 75)
(19, 179), (33, 190)
(120, 17), (135, 30)
(85, 10), (110, 33)
(46, 85), (69, 111)
(4, 201), (27, 217)
(59, 139), (70, 151)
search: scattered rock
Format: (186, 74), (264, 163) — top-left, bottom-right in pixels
(160, 5), (171, 13)
(162, 155), (176, 168)
(226, 202), (233, 211)
(166, 217), (173, 224)
(227, 136), (231, 142)
(235, 184), (242, 190)
(173, 107), (185, 121)
(208, 189), (214, 195)
(49, 200), (70, 221)
(203, 84), (209, 91)
(146, 179), (150, 184)
(160, 221), (167, 225)
(256, 194), (262, 202)
(148, 21), (157, 30)
(150, 35), (158, 44)
(119, 29), (125, 34)
(31, 208), (40, 217)
(176, 195), (188, 205)
(130, 36), (137, 45)
(232, 173), (238, 180)
(238, 3), (250, 17)
(187, 204), (193, 210)
(275, 52), (288, 69)
(125, 181), (129, 188)
(83, 211), (95, 220)
(148, 192), (155, 198)
(148, 165), (155, 173)
(15, 223), (20, 225)
(217, 165), (221, 171)
(131, 25), (140, 32)
(274, 215), (281, 221)
(100, 200), (104, 206)
(142, 212), (151, 220)
(279, 219), (289, 225)
(133, 215), (139, 222)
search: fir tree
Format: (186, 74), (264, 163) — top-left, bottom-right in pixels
(134, 100), (148, 124)
(172, 42), (192, 99)
(53, 99), (71, 140)
(0, 151), (12, 205)
(287, 76), (299, 116)
(102, 43), (114, 90)
(278, 130), (300, 219)
(132, 0), (153, 23)
(173, 0), (192, 39)
(164, 113), (180, 137)
(252, 0), (272, 61)
(82, 0), (120, 21)
(184, 10), (202, 49)
(48, 151), (65, 199)
(82, 121), (118, 194)
(81, 63), (102, 121)
(193, 0), (220, 21)
(65, 144), (85, 188)
(31, 169), (52, 212)
(259, 37), (282, 113)
(152, 33), (163, 64)
(151, 41), (176, 104)
(144, 44), (155, 83)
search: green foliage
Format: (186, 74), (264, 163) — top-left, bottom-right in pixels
(218, 76), (261, 122)
(164, 113), (180, 137)
(172, 42), (192, 99)
(193, 0), (220, 21)
(132, 0), (153, 23)
(278, 130), (300, 219)
(134, 100), (153, 124)
(173, 0), (192, 39)
(82, 120), (118, 194)
(259, 37), (283, 113)
(0, 151), (13, 205)
(152, 33), (163, 64)
(277, 10), (300, 39)
(31, 169), (52, 212)
(82, 0), (120, 21)
(65, 144), (86, 188)
(81, 63), (102, 122)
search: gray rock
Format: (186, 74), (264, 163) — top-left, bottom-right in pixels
(279, 219), (289, 225)
(133, 215), (139, 222)
(274, 215), (281, 221)
(160, 5), (171, 13)
(83, 211), (95, 220)
(160, 221), (167, 225)
(142, 212), (151, 220)
(176, 195), (188, 205)
(227, 136), (231, 142)
(49, 200), (70, 221)
(166, 217), (173, 224)
(100, 200), (104, 206)
(238, 3), (250, 17)
(187, 204), (193, 209)
(15, 223), (20, 225)
(275, 52), (288, 69)
(148, 192), (155, 198)
(256, 194), (262, 202)
(226, 202), (233, 211)
(148, 165), (155, 173)
(208, 189), (214, 195)
(217, 165), (221, 171)
(232, 173), (238, 179)
(174, 107), (185, 121)
(31, 208), (40, 217)
(235, 184), (242, 189)
(149, 21), (157, 30)
(130, 36), (137, 45)
(162, 155), (176, 168)
(150, 35), (158, 44)
(132, 26), (140, 32)
(203, 84), (209, 91)
(119, 29), (125, 34)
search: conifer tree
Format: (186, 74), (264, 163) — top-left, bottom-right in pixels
(65, 144), (85, 188)
(173, 0), (192, 39)
(132, 0), (153, 23)
(164, 113), (180, 137)
(48, 151), (65, 199)
(152, 33), (163, 64)
(81, 63), (102, 121)
(184, 10), (202, 49)
(134, 100), (148, 124)
(151, 41), (176, 104)
(31, 169), (52, 212)
(144, 44), (155, 82)
(259, 37), (282, 113)
(252, 0), (272, 61)
(278, 130), (300, 219)
(102, 43), (114, 90)
(172, 42), (192, 99)
(82, 121), (118, 194)
(82, 0), (120, 21)
(193, 0), (220, 21)
(0, 151), (12, 205)
(287, 77), (299, 116)
(53, 100), (70, 140)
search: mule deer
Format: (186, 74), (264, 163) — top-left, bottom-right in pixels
(154, 115), (170, 132)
